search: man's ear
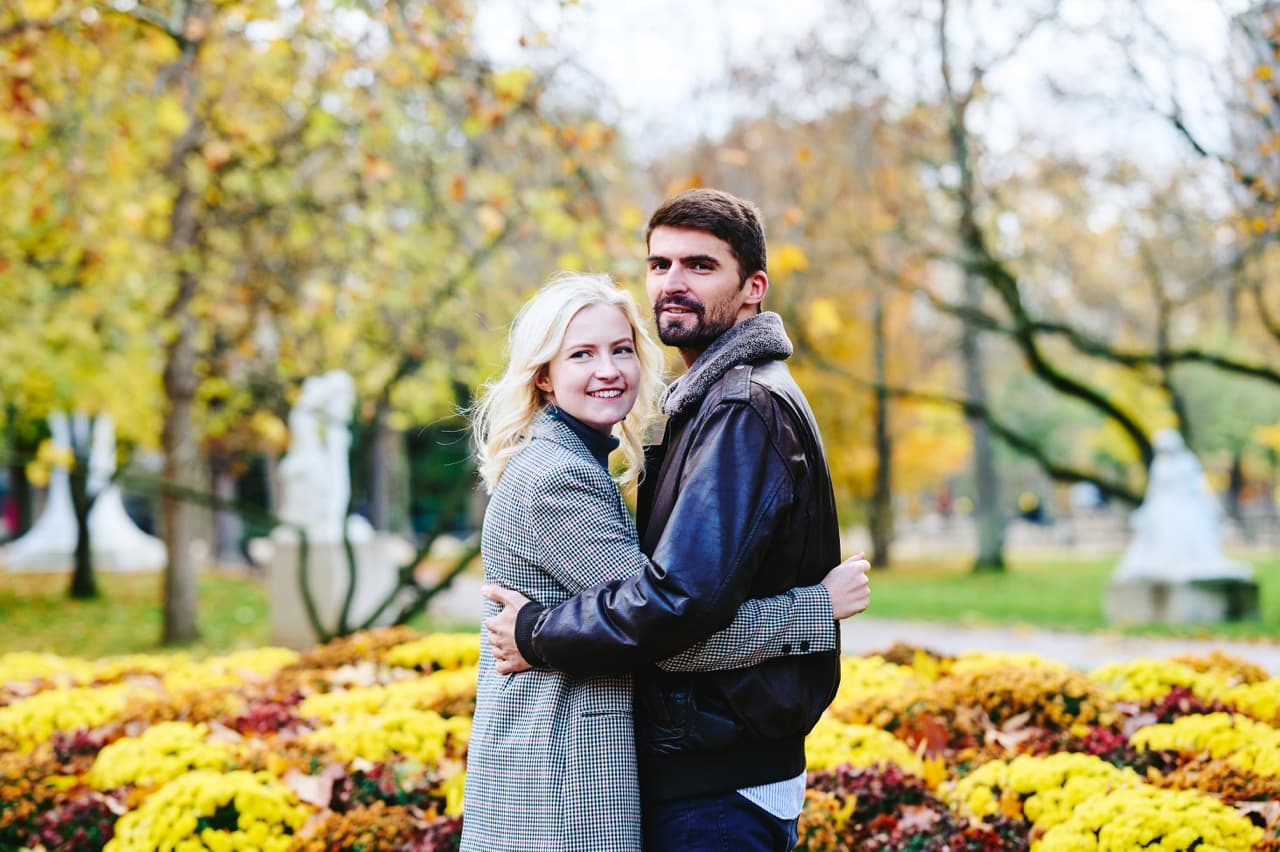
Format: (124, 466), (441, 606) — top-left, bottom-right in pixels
(743, 270), (769, 308)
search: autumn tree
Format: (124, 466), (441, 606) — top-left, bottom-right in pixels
(0, 3), (171, 595)
(648, 104), (971, 566)
(655, 0), (1280, 572)
(2, 0), (633, 642)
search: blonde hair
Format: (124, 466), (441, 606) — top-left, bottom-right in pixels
(470, 272), (664, 492)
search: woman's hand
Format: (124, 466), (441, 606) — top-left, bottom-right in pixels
(481, 584), (534, 674)
(820, 552), (871, 619)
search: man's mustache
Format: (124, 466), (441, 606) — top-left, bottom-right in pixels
(653, 296), (704, 317)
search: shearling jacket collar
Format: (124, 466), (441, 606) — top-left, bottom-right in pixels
(659, 311), (793, 416)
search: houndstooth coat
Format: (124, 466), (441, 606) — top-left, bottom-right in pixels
(460, 412), (835, 851)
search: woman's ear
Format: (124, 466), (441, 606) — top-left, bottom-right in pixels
(534, 369), (553, 394)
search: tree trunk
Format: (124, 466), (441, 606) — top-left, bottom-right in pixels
(159, 29), (204, 646)
(367, 411), (389, 530)
(963, 273), (1005, 573)
(162, 283), (201, 644)
(869, 289), (893, 567)
(1226, 448), (1248, 543)
(1226, 449), (1245, 523)
(262, 451), (279, 519)
(67, 446), (98, 599)
(367, 414), (409, 532)
(7, 462), (31, 538)
(210, 450), (244, 565)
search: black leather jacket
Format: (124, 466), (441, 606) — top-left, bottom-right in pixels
(514, 317), (841, 801)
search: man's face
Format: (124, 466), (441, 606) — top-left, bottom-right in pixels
(645, 226), (765, 357)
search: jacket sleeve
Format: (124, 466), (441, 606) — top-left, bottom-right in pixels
(656, 584), (836, 672)
(514, 446), (836, 674)
(522, 400), (816, 674)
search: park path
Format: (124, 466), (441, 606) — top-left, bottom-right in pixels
(836, 615), (1280, 675)
(428, 572), (1280, 675)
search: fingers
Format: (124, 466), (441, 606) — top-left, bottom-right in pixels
(481, 583), (533, 610)
(481, 584), (515, 606)
(841, 553), (870, 572)
(824, 558), (872, 620)
(484, 621), (513, 650)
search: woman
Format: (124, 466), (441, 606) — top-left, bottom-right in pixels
(460, 272), (867, 851)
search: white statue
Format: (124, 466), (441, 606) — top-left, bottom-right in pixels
(1113, 429), (1252, 584)
(254, 370), (410, 647)
(276, 371), (368, 543)
(81, 415), (167, 571)
(1, 412), (165, 572)
(1, 413), (79, 569)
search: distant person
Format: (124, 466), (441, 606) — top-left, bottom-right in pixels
(461, 272), (871, 851)
(485, 189), (863, 851)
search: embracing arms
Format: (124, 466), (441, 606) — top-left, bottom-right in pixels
(486, 402), (869, 676)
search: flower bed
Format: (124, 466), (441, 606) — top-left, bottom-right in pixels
(3, 630), (1279, 850)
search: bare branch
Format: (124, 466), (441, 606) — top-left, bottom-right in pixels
(792, 333), (1144, 505)
(880, 384), (1142, 505)
(920, 281), (1280, 386)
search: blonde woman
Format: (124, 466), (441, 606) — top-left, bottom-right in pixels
(460, 273), (867, 851)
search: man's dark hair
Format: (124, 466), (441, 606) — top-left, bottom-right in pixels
(646, 188), (767, 281)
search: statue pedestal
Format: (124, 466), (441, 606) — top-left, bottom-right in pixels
(1105, 578), (1260, 625)
(250, 523), (415, 649)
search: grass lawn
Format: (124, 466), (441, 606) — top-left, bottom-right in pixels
(1, 554), (1277, 657)
(867, 554), (1280, 640)
(0, 571), (273, 658)
(0, 569), (473, 658)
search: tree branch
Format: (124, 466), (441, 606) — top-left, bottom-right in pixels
(790, 337), (1144, 506)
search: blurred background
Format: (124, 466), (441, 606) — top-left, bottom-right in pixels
(2, 0), (1279, 651)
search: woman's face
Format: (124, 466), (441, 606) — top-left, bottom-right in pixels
(536, 303), (641, 433)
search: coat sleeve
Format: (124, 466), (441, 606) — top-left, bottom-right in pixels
(656, 584), (835, 672)
(522, 401), (830, 675)
(518, 454), (836, 674)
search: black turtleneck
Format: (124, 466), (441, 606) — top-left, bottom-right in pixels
(548, 405), (620, 470)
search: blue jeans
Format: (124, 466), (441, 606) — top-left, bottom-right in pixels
(643, 791), (799, 851)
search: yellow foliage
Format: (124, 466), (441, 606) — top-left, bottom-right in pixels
(475, 204), (506, 236)
(1254, 421), (1280, 453)
(250, 410), (289, 453)
(152, 96), (190, 138)
(18, 0), (58, 18)
(618, 204), (645, 234)
(491, 68), (535, 102)
(36, 438), (75, 470)
(806, 298), (842, 339)
(1080, 365), (1178, 470)
(772, 243), (810, 276)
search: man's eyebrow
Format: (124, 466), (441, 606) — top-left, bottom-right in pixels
(680, 254), (720, 266)
(646, 253), (720, 266)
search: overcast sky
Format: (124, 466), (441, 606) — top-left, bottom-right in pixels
(475, 0), (830, 149)
(475, 0), (1251, 167)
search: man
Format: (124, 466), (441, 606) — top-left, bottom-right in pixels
(484, 188), (863, 850)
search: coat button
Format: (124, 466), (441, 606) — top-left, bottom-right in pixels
(800, 640), (810, 652)
(781, 643), (792, 654)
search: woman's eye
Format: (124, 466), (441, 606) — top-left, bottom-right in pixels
(568, 350), (591, 360)
(613, 345), (635, 356)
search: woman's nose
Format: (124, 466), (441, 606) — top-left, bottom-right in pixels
(595, 356), (620, 378)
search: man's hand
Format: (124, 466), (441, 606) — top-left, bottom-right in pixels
(481, 584), (534, 674)
(820, 552), (871, 619)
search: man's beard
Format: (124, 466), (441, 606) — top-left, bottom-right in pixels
(653, 295), (738, 349)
